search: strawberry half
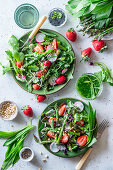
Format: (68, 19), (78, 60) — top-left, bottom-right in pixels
(56, 76), (66, 85)
(92, 40), (107, 52)
(66, 28), (77, 42)
(81, 47), (92, 61)
(32, 84), (40, 90)
(43, 60), (51, 68)
(22, 105), (33, 117)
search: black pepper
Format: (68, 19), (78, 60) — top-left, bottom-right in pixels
(21, 148), (32, 159)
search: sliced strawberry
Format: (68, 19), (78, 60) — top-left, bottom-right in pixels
(47, 131), (55, 139)
(60, 133), (69, 143)
(66, 28), (77, 42)
(34, 44), (44, 53)
(32, 84), (40, 90)
(81, 47), (92, 61)
(37, 69), (46, 77)
(77, 135), (87, 147)
(49, 117), (57, 126)
(43, 60), (51, 68)
(92, 40), (107, 52)
(56, 76), (66, 85)
(58, 104), (66, 116)
(16, 60), (24, 68)
(52, 38), (57, 50)
(76, 120), (84, 126)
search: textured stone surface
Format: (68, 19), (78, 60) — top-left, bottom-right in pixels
(0, 0), (113, 170)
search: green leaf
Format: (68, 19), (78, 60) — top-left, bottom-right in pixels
(28, 66), (39, 71)
(5, 50), (13, 60)
(8, 35), (19, 52)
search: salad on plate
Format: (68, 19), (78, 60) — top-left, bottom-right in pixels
(38, 98), (97, 157)
(0, 29), (75, 94)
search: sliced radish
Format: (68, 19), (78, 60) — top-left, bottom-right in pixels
(46, 45), (54, 51)
(35, 33), (45, 43)
(57, 144), (66, 151)
(61, 68), (68, 74)
(74, 101), (84, 112)
(49, 76), (57, 86)
(65, 124), (71, 131)
(50, 142), (59, 153)
(47, 52), (57, 63)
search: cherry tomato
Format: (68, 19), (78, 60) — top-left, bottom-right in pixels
(47, 131), (55, 139)
(16, 60), (24, 68)
(60, 133), (69, 143)
(34, 44), (44, 53)
(77, 135), (87, 147)
(76, 120), (84, 126)
(52, 39), (57, 50)
(37, 69), (46, 77)
(32, 84), (40, 90)
(58, 104), (66, 116)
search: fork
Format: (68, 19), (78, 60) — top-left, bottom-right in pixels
(76, 119), (109, 170)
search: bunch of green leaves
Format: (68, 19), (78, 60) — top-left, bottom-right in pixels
(66, 0), (113, 39)
(94, 62), (113, 86)
(0, 125), (35, 170)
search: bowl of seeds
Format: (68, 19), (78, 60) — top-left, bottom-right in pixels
(0, 101), (18, 120)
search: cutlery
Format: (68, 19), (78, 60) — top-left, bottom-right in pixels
(19, 16), (47, 49)
(76, 119), (109, 170)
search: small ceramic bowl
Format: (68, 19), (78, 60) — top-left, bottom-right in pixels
(0, 101), (18, 120)
(19, 147), (34, 162)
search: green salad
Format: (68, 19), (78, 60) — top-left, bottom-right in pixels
(38, 99), (97, 155)
(0, 30), (75, 94)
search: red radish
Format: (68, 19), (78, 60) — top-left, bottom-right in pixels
(49, 76), (57, 86)
(16, 60), (24, 68)
(76, 120), (84, 126)
(35, 33), (45, 43)
(92, 40), (106, 52)
(43, 60), (51, 68)
(81, 47), (92, 61)
(37, 69), (46, 77)
(49, 117), (57, 125)
(47, 52), (57, 63)
(77, 135), (87, 147)
(52, 38), (57, 50)
(47, 131), (55, 139)
(58, 104), (66, 116)
(34, 44), (44, 53)
(46, 45), (54, 51)
(17, 74), (21, 77)
(74, 101), (84, 112)
(66, 28), (77, 42)
(21, 75), (26, 79)
(36, 94), (46, 102)
(22, 106), (33, 117)
(56, 76), (66, 84)
(32, 84), (40, 90)
(50, 142), (59, 153)
(60, 133), (69, 143)
(61, 68), (68, 74)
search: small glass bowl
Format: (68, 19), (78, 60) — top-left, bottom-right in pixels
(48, 8), (67, 27)
(76, 73), (103, 100)
(14, 4), (39, 29)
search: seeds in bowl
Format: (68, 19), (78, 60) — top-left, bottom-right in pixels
(0, 102), (16, 119)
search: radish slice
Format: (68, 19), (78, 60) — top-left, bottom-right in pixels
(46, 45), (54, 51)
(47, 53), (57, 63)
(65, 124), (71, 131)
(74, 101), (84, 112)
(50, 142), (59, 153)
(61, 68), (68, 74)
(35, 33), (45, 43)
(57, 144), (66, 151)
(49, 76), (57, 86)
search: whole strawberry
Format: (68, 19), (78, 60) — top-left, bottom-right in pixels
(66, 28), (77, 42)
(92, 40), (107, 52)
(81, 47), (92, 61)
(36, 95), (46, 102)
(22, 106), (33, 117)
(56, 76), (66, 84)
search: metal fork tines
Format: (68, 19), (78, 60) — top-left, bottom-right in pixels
(97, 119), (109, 139)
